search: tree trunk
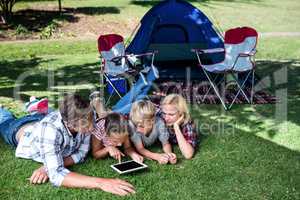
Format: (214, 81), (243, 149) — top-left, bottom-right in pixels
(0, 0), (16, 23)
(58, 0), (62, 14)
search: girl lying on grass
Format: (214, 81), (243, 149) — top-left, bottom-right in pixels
(129, 100), (177, 165)
(160, 94), (198, 159)
(91, 112), (144, 163)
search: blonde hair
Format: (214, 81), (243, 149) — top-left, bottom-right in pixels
(130, 100), (156, 125)
(161, 94), (190, 124)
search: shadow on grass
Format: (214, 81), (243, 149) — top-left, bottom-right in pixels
(0, 58), (99, 103)
(64, 7), (120, 15)
(0, 58), (299, 127)
(190, 59), (300, 138)
(130, 0), (263, 7)
(0, 6), (120, 32)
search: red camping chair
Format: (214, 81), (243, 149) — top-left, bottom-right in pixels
(97, 34), (156, 105)
(192, 27), (258, 110)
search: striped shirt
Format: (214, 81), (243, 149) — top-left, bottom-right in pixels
(15, 111), (91, 187)
(90, 118), (113, 146)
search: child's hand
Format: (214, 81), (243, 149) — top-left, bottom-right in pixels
(107, 146), (125, 163)
(156, 153), (169, 165)
(131, 153), (144, 163)
(167, 153), (177, 164)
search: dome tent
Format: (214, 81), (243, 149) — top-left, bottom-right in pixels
(126, 0), (224, 80)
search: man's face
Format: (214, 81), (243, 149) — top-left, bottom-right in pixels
(67, 118), (94, 134)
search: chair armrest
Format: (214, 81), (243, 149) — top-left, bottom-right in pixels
(231, 49), (257, 70)
(129, 50), (158, 58)
(110, 55), (125, 63)
(238, 49), (257, 57)
(191, 48), (225, 54)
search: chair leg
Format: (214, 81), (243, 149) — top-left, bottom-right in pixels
(228, 71), (252, 109)
(251, 69), (255, 104)
(202, 69), (228, 110)
(202, 74), (221, 102)
(104, 74), (123, 98)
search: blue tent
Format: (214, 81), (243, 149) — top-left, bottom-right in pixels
(126, 0), (224, 79)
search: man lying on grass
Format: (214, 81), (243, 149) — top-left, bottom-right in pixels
(0, 94), (135, 196)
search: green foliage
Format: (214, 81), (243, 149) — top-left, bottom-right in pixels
(15, 24), (29, 36)
(39, 21), (59, 39)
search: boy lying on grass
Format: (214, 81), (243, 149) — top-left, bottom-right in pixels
(129, 100), (177, 165)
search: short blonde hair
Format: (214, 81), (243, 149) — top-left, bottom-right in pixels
(130, 100), (156, 125)
(161, 94), (190, 124)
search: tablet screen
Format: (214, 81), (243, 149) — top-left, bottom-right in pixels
(113, 160), (144, 172)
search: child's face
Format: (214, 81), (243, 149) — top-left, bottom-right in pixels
(161, 104), (181, 126)
(105, 133), (127, 147)
(136, 118), (155, 135)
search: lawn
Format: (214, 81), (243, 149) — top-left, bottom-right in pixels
(0, 0), (300, 199)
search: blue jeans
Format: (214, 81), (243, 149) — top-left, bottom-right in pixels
(0, 108), (46, 147)
(112, 66), (158, 114)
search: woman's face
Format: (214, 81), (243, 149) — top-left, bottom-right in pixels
(161, 104), (181, 126)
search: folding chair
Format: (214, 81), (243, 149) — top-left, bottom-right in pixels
(192, 27), (258, 110)
(97, 34), (156, 105)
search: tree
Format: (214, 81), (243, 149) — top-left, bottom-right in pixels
(58, 0), (62, 13)
(0, 0), (17, 22)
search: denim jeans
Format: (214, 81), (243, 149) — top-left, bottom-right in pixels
(0, 108), (46, 147)
(112, 65), (158, 114)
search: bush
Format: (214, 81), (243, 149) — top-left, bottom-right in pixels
(39, 21), (59, 39)
(15, 24), (29, 36)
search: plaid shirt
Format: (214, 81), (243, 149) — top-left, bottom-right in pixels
(15, 111), (91, 187)
(167, 121), (198, 148)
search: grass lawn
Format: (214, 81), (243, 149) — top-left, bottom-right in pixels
(1, 0), (300, 199)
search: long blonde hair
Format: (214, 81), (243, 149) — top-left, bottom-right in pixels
(161, 94), (190, 125)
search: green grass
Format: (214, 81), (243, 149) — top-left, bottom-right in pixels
(0, 37), (299, 199)
(1, 0), (300, 199)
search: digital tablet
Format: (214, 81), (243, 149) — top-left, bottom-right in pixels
(111, 160), (148, 174)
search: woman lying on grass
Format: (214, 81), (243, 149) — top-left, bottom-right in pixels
(160, 94), (198, 159)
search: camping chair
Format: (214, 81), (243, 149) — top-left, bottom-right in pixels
(97, 34), (156, 105)
(192, 27), (258, 110)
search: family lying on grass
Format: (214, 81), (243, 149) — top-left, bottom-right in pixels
(0, 93), (198, 196)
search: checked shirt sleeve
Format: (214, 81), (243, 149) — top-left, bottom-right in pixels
(70, 134), (91, 164)
(39, 122), (70, 187)
(182, 122), (198, 148)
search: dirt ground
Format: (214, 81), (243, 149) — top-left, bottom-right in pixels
(0, 6), (140, 41)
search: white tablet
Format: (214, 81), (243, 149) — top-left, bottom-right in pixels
(111, 160), (148, 174)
